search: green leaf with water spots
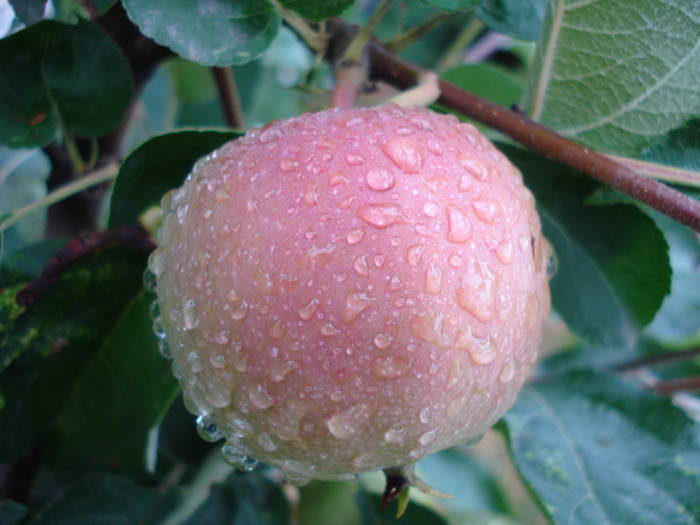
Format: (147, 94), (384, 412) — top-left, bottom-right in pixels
(123, 0), (280, 66)
(525, 0), (700, 156)
(501, 370), (700, 525)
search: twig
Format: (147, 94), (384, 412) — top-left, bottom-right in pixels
(604, 154), (700, 188)
(616, 347), (700, 373)
(384, 12), (450, 52)
(341, 0), (394, 64)
(211, 67), (245, 130)
(331, 0), (393, 109)
(436, 16), (483, 72)
(0, 163), (118, 234)
(324, 19), (700, 231)
(384, 12), (451, 52)
(269, 0), (325, 51)
(464, 32), (511, 63)
(654, 375), (700, 395)
(15, 226), (154, 307)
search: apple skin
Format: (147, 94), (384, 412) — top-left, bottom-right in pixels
(151, 104), (551, 482)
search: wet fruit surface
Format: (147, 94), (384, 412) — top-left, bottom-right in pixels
(152, 105), (551, 483)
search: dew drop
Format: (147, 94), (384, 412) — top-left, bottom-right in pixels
(257, 432), (277, 451)
(426, 139), (443, 155)
(327, 404), (367, 438)
(143, 268), (158, 292)
(298, 298), (320, 320)
(422, 202), (439, 217)
(343, 290), (374, 322)
(456, 275), (495, 323)
(371, 355), (409, 378)
(373, 333), (393, 349)
(215, 330), (230, 345)
(209, 353), (226, 369)
(356, 203), (406, 229)
(270, 360), (298, 382)
(458, 175), (472, 192)
(231, 301), (249, 321)
(458, 155), (490, 181)
(187, 351), (203, 373)
(158, 339), (172, 358)
(280, 159), (299, 171)
(448, 254), (464, 268)
(419, 407), (431, 424)
(176, 204), (189, 225)
(321, 322), (342, 336)
(424, 262), (443, 294)
(381, 137), (423, 173)
(366, 168), (396, 191)
(147, 249), (165, 278)
(352, 254), (370, 276)
(222, 442), (258, 471)
(384, 428), (406, 444)
(196, 415), (223, 442)
(406, 244), (424, 267)
(499, 359), (516, 383)
(373, 254), (385, 268)
(346, 228), (365, 244)
(456, 329), (496, 364)
(270, 320), (286, 339)
(387, 275), (402, 291)
(183, 298), (198, 330)
(352, 453), (374, 468)
(446, 205), (470, 243)
(419, 429), (437, 445)
(496, 239), (514, 265)
(472, 200), (497, 223)
(282, 464), (312, 486)
(249, 384), (274, 409)
(346, 154), (365, 165)
(258, 128), (282, 143)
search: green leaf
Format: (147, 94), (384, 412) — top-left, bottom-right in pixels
(502, 145), (671, 348)
(642, 119), (700, 172)
(356, 490), (447, 524)
(280, 0), (354, 20)
(0, 146), (50, 251)
(183, 471), (290, 524)
(54, 293), (179, 474)
(501, 370), (700, 524)
(646, 212), (700, 344)
(0, 243), (148, 461)
(32, 473), (174, 524)
(123, 0), (280, 66)
(109, 131), (239, 227)
(441, 64), (523, 110)
(476, 0), (547, 41)
(420, 0), (481, 12)
(8, 0), (47, 24)
(0, 500), (28, 525)
(0, 20), (133, 148)
(526, 0), (700, 156)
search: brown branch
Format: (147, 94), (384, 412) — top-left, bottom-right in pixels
(654, 375), (700, 395)
(327, 20), (700, 232)
(16, 226), (155, 307)
(615, 347), (700, 372)
(211, 67), (245, 129)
